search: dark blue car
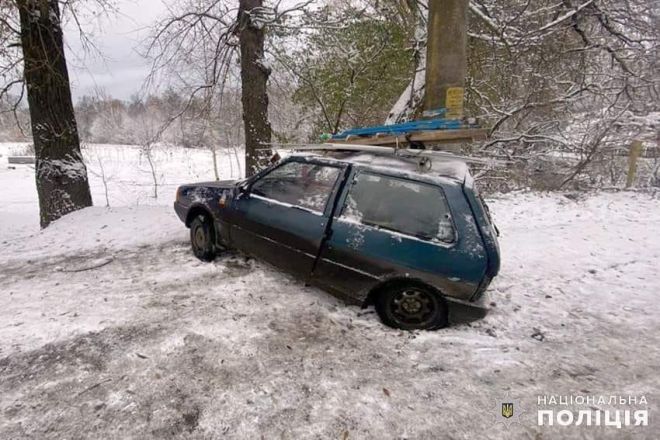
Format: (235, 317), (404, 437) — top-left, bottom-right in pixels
(174, 151), (500, 330)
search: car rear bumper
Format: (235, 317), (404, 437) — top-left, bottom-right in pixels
(446, 294), (490, 323)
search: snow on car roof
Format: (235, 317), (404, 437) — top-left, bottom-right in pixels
(290, 151), (469, 182)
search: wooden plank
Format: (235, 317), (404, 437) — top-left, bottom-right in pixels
(331, 128), (488, 148)
(300, 143), (503, 164)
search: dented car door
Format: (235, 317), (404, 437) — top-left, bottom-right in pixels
(229, 158), (347, 278)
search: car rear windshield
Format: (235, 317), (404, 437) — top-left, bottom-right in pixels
(340, 171), (455, 243)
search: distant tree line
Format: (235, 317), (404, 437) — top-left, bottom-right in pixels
(75, 89), (245, 148)
(0, 84), (307, 148)
(0, 88), (243, 147)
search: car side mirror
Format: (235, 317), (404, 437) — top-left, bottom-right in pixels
(236, 183), (250, 199)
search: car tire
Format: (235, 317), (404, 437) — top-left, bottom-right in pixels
(190, 214), (216, 262)
(375, 283), (448, 330)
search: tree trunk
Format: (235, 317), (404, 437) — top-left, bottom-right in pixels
(238, 0), (272, 177)
(17, 0), (92, 227)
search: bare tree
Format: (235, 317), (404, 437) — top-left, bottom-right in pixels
(238, 0), (271, 175)
(147, 0), (318, 176)
(2, 0), (98, 227)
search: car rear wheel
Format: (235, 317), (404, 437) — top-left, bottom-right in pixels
(375, 283), (448, 330)
(190, 214), (216, 262)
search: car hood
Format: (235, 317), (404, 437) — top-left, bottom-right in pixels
(182, 179), (239, 189)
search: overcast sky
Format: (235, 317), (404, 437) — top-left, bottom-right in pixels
(64, 0), (168, 101)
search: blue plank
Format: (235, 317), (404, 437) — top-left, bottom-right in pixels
(331, 117), (475, 140)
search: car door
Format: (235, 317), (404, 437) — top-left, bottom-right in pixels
(312, 169), (484, 304)
(230, 159), (346, 278)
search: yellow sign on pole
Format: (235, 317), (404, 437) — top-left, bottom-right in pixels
(445, 87), (464, 119)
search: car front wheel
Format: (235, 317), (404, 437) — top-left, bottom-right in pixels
(375, 283), (448, 330)
(190, 214), (216, 262)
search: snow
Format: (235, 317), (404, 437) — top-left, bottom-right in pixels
(37, 155), (88, 181)
(0, 142), (241, 241)
(1, 205), (186, 263)
(385, 53), (426, 125)
(251, 193), (324, 216)
(337, 152), (467, 183)
(1, 142), (659, 438)
(537, 0), (595, 33)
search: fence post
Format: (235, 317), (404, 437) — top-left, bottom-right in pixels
(626, 140), (643, 188)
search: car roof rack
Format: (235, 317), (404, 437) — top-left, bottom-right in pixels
(266, 143), (506, 166)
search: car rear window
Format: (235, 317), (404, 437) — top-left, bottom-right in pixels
(340, 172), (455, 243)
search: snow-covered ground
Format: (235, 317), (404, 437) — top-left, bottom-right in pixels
(0, 143), (240, 240)
(0, 143), (659, 439)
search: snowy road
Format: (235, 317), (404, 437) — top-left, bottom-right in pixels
(1, 188), (659, 438)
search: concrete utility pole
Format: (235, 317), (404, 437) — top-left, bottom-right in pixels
(424, 0), (468, 120)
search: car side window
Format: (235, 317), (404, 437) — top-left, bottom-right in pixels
(250, 161), (342, 213)
(340, 172), (456, 243)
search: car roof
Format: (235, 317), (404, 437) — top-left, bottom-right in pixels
(289, 151), (469, 184)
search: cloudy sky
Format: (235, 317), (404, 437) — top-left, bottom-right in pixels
(64, 0), (168, 101)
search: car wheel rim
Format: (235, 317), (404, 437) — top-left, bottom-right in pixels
(193, 226), (206, 250)
(391, 288), (435, 325)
